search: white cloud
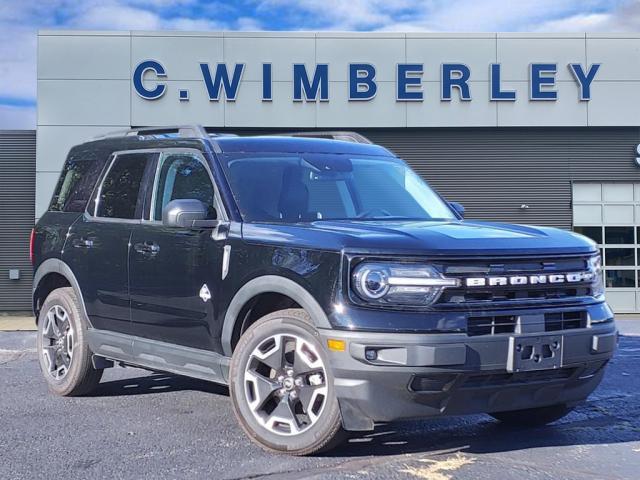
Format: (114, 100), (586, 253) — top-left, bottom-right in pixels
(69, 4), (163, 30)
(0, 26), (36, 100)
(0, 104), (36, 129)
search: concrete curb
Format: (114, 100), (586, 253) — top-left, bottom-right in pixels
(0, 317), (36, 332)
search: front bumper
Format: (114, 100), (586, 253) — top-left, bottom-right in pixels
(319, 316), (617, 431)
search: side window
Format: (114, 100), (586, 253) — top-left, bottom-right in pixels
(153, 154), (217, 220)
(49, 149), (109, 213)
(96, 153), (150, 219)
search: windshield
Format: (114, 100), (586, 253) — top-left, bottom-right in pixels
(220, 152), (456, 223)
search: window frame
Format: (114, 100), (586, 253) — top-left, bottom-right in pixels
(145, 148), (227, 225)
(86, 149), (160, 224)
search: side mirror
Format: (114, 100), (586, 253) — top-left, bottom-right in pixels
(449, 201), (465, 218)
(162, 199), (219, 228)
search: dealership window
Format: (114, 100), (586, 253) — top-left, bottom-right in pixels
(572, 182), (640, 313)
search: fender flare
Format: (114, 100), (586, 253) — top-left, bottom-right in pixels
(32, 258), (90, 325)
(221, 275), (332, 357)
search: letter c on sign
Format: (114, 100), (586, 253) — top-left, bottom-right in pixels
(133, 60), (167, 100)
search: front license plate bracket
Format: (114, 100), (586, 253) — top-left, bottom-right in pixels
(507, 334), (563, 373)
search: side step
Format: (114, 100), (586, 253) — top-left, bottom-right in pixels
(87, 329), (230, 384)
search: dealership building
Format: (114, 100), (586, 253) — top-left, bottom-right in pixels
(1, 30), (640, 313)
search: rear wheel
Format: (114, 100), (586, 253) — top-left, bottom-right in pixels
(229, 309), (345, 455)
(490, 404), (574, 427)
(36, 287), (103, 396)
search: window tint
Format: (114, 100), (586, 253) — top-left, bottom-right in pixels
(573, 226), (602, 244)
(96, 153), (149, 219)
(153, 154), (216, 220)
(49, 150), (108, 212)
(605, 226), (634, 244)
(605, 270), (636, 288)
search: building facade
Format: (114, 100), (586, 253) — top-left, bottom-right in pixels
(20, 30), (640, 313)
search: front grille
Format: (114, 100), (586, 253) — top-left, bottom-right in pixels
(461, 368), (576, 389)
(467, 315), (517, 336)
(435, 254), (594, 308)
(440, 285), (591, 305)
(545, 311), (587, 331)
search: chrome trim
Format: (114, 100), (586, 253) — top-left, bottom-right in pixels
(222, 245), (231, 280)
(388, 277), (460, 287)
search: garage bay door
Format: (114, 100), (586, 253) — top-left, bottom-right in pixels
(573, 182), (640, 314)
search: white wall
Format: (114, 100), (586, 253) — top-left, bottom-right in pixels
(36, 30), (640, 216)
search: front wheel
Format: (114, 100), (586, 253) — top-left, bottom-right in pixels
(490, 404), (574, 427)
(229, 309), (345, 455)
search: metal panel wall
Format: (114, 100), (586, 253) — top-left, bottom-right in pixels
(229, 127), (640, 229)
(0, 131), (36, 311)
(363, 127), (640, 228)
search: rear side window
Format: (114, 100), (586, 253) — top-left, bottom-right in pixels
(95, 153), (151, 219)
(49, 150), (107, 212)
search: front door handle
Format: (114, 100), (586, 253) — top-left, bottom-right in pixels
(134, 241), (160, 256)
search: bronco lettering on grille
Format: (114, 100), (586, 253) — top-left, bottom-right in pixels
(464, 272), (595, 288)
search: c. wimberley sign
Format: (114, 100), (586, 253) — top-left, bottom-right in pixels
(133, 60), (601, 103)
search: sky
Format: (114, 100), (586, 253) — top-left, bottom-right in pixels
(1, 0), (639, 129)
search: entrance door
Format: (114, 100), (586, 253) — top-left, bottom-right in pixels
(572, 182), (640, 313)
(128, 150), (225, 351)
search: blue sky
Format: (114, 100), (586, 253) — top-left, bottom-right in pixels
(0, 0), (638, 128)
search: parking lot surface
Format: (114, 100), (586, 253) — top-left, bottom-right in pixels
(1, 332), (639, 480)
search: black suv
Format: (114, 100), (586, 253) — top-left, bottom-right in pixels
(32, 125), (617, 455)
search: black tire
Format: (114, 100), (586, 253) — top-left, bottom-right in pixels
(490, 404), (574, 427)
(229, 309), (346, 455)
(36, 287), (103, 396)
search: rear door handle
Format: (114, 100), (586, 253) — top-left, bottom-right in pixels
(134, 241), (160, 256)
(72, 237), (94, 249)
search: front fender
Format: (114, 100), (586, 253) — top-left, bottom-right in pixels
(221, 275), (332, 357)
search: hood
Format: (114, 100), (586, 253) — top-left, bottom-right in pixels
(242, 219), (597, 256)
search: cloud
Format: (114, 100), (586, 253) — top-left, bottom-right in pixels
(0, 104), (36, 129)
(534, 1), (640, 31)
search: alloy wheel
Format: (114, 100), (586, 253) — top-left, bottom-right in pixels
(40, 305), (74, 380)
(243, 333), (328, 436)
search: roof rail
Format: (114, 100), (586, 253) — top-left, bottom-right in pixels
(274, 131), (373, 144)
(94, 125), (211, 140)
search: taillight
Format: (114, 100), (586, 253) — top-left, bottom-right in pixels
(29, 228), (35, 265)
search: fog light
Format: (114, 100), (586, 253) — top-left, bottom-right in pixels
(365, 348), (378, 361)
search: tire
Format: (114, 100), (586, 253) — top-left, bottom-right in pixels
(229, 309), (345, 455)
(490, 404), (574, 427)
(36, 287), (103, 396)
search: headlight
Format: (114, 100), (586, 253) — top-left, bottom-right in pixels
(352, 262), (459, 306)
(588, 254), (604, 298)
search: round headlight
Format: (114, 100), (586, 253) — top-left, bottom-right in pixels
(353, 265), (390, 299)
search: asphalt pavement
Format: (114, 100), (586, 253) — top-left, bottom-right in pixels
(1, 331), (639, 480)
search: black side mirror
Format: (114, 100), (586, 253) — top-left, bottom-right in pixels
(449, 201), (465, 218)
(162, 199), (219, 228)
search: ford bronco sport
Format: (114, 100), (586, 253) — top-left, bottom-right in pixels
(32, 125), (617, 455)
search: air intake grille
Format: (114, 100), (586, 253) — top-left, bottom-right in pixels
(467, 315), (517, 336)
(461, 368), (576, 389)
(545, 311), (587, 331)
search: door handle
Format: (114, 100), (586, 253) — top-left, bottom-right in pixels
(134, 241), (160, 256)
(72, 237), (94, 249)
